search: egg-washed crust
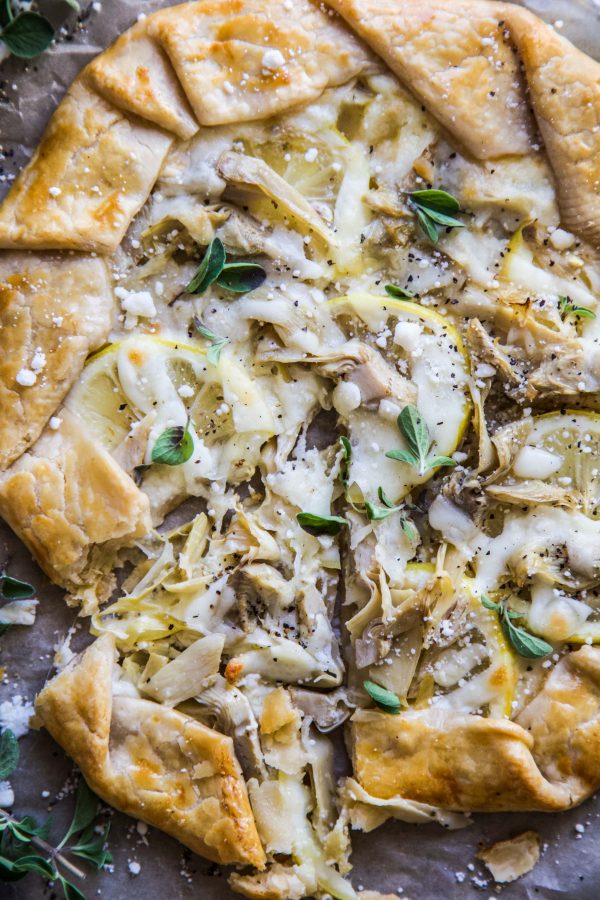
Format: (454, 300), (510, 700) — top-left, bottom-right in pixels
(0, 409), (151, 589)
(0, 0), (597, 880)
(35, 634), (266, 869)
(0, 253), (114, 470)
(351, 646), (600, 811)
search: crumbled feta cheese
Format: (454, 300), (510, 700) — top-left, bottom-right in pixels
(0, 695), (35, 738)
(177, 384), (194, 398)
(15, 368), (36, 387)
(30, 349), (46, 372)
(262, 48), (285, 70)
(48, 186), (61, 197)
(304, 147), (318, 163)
(128, 860), (141, 876)
(0, 782), (14, 807)
(49, 416), (62, 430)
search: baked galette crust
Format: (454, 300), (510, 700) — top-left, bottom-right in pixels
(35, 635), (266, 869)
(0, 409), (151, 588)
(0, 252), (113, 469)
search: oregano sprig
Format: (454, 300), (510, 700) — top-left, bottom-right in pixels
(384, 284), (414, 299)
(296, 512), (348, 536)
(363, 680), (403, 714)
(364, 487), (418, 541)
(407, 189), (464, 244)
(0, 777), (111, 898)
(151, 425), (194, 466)
(185, 237), (266, 296)
(481, 596), (553, 658)
(385, 404), (456, 477)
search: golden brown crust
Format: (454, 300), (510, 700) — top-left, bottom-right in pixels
(352, 647), (600, 812)
(323, 0), (533, 159)
(0, 252), (114, 470)
(350, 708), (570, 812)
(86, 19), (199, 140)
(147, 0), (369, 126)
(0, 79), (172, 253)
(506, 7), (600, 248)
(0, 409), (151, 588)
(35, 635), (266, 869)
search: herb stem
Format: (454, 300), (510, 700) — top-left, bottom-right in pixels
(0, 808), (87, 881)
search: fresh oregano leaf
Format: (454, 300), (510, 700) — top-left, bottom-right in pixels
(364, 501), (396, 521)
(385, 448), (419, 467)
(410, 189), (460, 212)
(12, 854), (57, 879)
(69, 823), (111, 869)
(0, 575), (35, 601)
(480, 595), (500, 611)
(384, 284), (414, 299)
(58, 779), (98, 848)
(397, 405), (430, 461)
(193, 318), (229, 366)
(1, 12), (54, 59)
(216, 262), (266, 294)
(559, 295), (596, 320)
(185, 238), (226, 294)
(415, 207), (439, 243)
(0, 729), (19, 780)
(296, 512), (348, 536)
(339, 435), (351, 486)
(59, 876), (87, 900)
(401, 519), (417, 542)
(426, 455), (457, 471)
(363, 680), (402, 714)
(151, 426), (194, 466)
(377, 486), (395, 508)
(502, 614), (553, 659)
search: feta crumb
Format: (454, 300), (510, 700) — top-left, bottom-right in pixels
(49, 416), (62, 430)
(0, 782), (14, 807)
(31, 349), (46, 372)
(48, 186), (61, 197)
(262, 48), (285, 70)
(15, 368), (36, 387)
(177, 384), (194, 398)
(128, 860), (141, 876)
(0, 695), (35, 738)
(304, 147), (318, 163)
(116, 287), (157, 320)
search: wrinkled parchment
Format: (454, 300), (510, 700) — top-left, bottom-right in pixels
(1, 2), (600, 898)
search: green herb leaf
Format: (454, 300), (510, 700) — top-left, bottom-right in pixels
(384, 284), (414, 299)
(194, 318), (229, 365)
(59, 876), (87, 900)
(69, 823), (111, 869)
(8, 815), (50, 842)
(296, 512), (348, 536)
(397, 405), (430, 461)
(384, 449), (419, 467)
(1, 12), (54, 59)
(410, 189), (460, 212)
(558, 295), (596, 321)
(216, 262), (266, 294)
(401, 519), (418, 542)
(363, 680), (403, 714)
(364, 501), (396, 521)
(12, 854), (57, 879)
(339, 436), (352, 486)
(0, 729), (19, 780)
(151, 426), (194, 466)
(63, 0), (81, 10)
(415, 207), (439, 243)
(480, 595), (500, 611)
(0, 855), (25, 881)
(0, 0), (13, 28)
(408, 189), (463, 243)
(58, 779), (98, 848)
(185, 238), (226, 294)
(0, 575), (35, 601)
(502, 614), (553, 659)
(377, 486), (395, 508)
(426, 455), (457, 471)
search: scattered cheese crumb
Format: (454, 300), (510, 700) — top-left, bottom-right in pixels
(304, 147), (318, 163)
(48, 186), (61, 197)
(15, 368), (36, 387)
(128, 860), (141, 876)
(49, 416), (62, 430)
(262, 48), (285, 70)
(0, 695), (35, 738)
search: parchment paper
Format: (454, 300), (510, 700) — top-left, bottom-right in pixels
(1, 2), (600, 898)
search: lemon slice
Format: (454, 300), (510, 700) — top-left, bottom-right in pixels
(491, 409), (600, 517)
(67, 335), (210, 453)
(329, 294), (471, 502)
(415, 573), (516, 718)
